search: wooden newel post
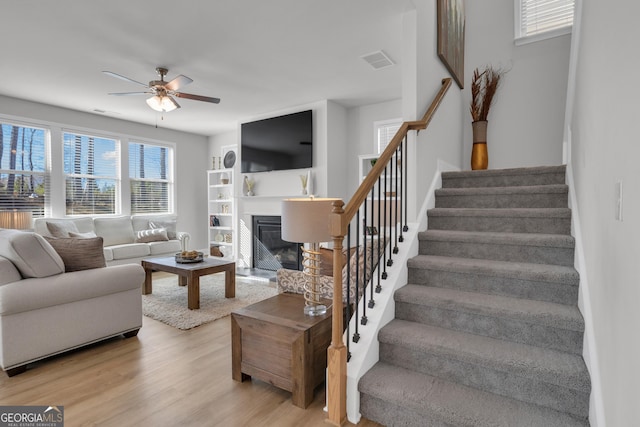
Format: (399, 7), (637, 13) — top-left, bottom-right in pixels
(327, 200), (347, 426)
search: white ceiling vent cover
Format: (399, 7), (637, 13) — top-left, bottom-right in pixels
(361, 50), (395, 70)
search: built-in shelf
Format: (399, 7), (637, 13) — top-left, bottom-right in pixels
(208, 169), (235, 259)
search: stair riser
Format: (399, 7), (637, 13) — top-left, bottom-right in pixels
(427, 215), (571, 235)
(395, 301), (583, 355)
(435, 193), (568, 209)
(442, 172), (566, 189)
(379, 343), (589, 418)
(407, 267), (579, 305)
(419, 240), (575, 267)
(360, 394), (453, 427)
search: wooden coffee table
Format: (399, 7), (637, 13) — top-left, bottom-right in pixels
(141, 256), (235, 310)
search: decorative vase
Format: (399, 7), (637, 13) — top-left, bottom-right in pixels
(471, 120), (488, 170)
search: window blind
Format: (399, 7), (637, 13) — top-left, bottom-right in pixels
(63, 132), (118, 215)
(516, 0), (574, 41)
(129, 142), (172, 214)
(0, 123), (47, 218)
(377, 121), (402, 154)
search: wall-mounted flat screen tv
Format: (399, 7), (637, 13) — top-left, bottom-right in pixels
(241, 110), (312, 173)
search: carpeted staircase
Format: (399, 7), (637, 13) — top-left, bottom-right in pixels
(359, 165), (591, 426)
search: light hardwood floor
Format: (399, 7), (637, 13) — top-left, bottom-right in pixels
(0, 274), (381, 427)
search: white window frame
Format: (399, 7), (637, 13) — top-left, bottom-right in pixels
(0, 119), (49, 218)
(515, 0), (574, 46)
(374, 118), (402, 154)
(128, 139), (175, 215)
(62, 130), (121, 216)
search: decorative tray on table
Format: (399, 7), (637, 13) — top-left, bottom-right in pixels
(175, 251), (204, 263)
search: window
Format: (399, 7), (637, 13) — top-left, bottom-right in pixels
(129, 142), (173, 214)
(0, 122), (47, 217)
(375, 119), (402, 154)
(63, 132), (119, 215)
(515, 0), (574, 45)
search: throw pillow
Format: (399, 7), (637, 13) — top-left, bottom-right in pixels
(93, 216), (135, 247)
(69, 231), (98, 239)
(0, 229), (65, 278)
(43, 236), (106, 272)
(317, 247), (348, 277)
(46, 220), (79, 238)
(136, 228), (169, 243)
(149, 220), (177, 240)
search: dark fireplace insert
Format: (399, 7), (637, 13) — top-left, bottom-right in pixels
(252, 215), (302, 271)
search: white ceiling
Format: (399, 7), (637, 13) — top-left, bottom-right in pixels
(1, 1), (408, 136)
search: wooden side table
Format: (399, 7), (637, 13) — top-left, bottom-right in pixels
(231, 293), (333, 408)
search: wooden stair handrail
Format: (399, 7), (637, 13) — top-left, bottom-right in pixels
(326, 77), (452, 426)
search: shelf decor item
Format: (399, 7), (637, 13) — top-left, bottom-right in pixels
(244, 176), (255, 196)
(220, 172), (229, 185)
(300, 173), (308, 195)
(470, 65), (505, 170)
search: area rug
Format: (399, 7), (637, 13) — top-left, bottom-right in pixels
(142, 274), (278, 330)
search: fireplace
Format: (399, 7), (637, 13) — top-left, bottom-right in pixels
(252, 215), (302, 271)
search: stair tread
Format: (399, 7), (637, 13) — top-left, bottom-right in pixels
(442, 165), (566, 180)
(428, 207), (571, 218)
(420, 229), (575, 247)
(436, 184), (568, 196)
(408, 254), (579, 285)
(379, 320), (590, 392)
(395, 285), (584, 331)
(360, 362), (587, 427)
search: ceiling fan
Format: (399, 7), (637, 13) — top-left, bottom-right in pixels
(103, 67), (220, 112)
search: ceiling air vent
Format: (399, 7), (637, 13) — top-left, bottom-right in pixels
(361, 50), (395, 70)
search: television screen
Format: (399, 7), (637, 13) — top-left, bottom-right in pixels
(241, 110), (312, 173)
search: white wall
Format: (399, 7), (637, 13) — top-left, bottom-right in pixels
(463, 0), (571, 169)
(569, 0), (640, 424)
(407, 1), (465, 221)
(346, 99), (402, 199)
(0, 95), (210, 250)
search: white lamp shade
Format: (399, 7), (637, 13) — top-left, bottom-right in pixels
(0, 210), (33, 230)
(281, 198), (340, 243)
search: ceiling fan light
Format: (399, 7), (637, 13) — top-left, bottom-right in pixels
(146, 95), (179, 112)
(146, 95), (164, 112)
(161, 95), (179, 112)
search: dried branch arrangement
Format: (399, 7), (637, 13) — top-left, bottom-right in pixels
(470, 66), (504, 122)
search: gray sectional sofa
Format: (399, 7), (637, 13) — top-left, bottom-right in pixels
(34, 215), (190, 266)
(0, 229), (144, 376)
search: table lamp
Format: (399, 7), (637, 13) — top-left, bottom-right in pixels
(0, 210), (33, 230)
(281, 197), (340, 316)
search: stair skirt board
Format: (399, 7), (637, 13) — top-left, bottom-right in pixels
(358, 165), (591, 426)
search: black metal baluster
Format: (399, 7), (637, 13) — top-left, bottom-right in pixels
(368, 188), (375, 308)
(381, 165), (389, 279)
(399, 140), (404, 243)
(377, 174), (384, 287)
(386, 160), (394, 267)
(403, 135), (409, 233)
(393, 148), (399, 254)
(346, 224), (352, 360)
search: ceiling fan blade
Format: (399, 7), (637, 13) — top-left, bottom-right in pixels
(174, 92), (221, 104)
(165, 74), (193, 91)
(108, 91), (151, 96)
(102, 71), (149, 88)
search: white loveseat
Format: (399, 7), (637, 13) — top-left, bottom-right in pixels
(0, 229), (144, 376)
(34, 215), (190, 266)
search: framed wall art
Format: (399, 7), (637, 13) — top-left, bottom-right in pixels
(437, 0), (465, 89)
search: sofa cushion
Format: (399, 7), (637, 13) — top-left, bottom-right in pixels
(109, 243), (150, 260)
(0, 263), (144, 316)
(35, 217), (95, 237)
(0, 230), (64, 278)
(69, 231), (98, 239)
(136, 228), (168, 243)
(148, 240), (181, 255)
(103, 247), (114, 262)
(43, 237), (106, 272)
(0, 256), (22, 285)
(46, 220), (79, 237)
(94, 216), (135, 247)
